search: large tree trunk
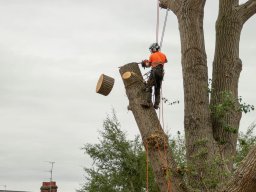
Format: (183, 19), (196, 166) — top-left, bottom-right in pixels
(210, 0), (243, 171)
(210, 0), (256, 171)
(159, 0), (220, 189)
(119, 63), (189, 192)
(176, 1), (217, 189)
(159, 0), (256, 189)
(161, 1), (218, 190)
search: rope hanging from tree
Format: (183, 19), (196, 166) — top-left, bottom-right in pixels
(155, 0), (170, 49)
(145, 133), (172, 192)
(152, 1), (172, 191)
(156, 0), (160, 44)
(160, 8), (169, 48)
(155, 0), (169, 131)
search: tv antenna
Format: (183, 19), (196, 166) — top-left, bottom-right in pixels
(47, 161), (55, 182)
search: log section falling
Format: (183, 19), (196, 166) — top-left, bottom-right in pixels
(96, 74), (115, 96)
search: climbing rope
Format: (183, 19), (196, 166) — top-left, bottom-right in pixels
(160, 8), (169, 49)
(144, 2), (172, 191)
(157, 3), (172, 191)
(155, 0), (169, 127)
(156, 136), (172, 192)
(164, 139), (172, 192)
(159, 88), (165, 130)
(156, 0), (170, 49)
(156, 0), (160, 44)
(146, 141), (149, 192)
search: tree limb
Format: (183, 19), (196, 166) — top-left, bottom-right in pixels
(221, 146), (256, 192)
(159, 0), (181, 14)
(119, 63), (190, 192)
(187, 0), (206, 9)
(159, 0), (206, 15)
(219, 0), (239, 13)
(238, 0), (256, 24)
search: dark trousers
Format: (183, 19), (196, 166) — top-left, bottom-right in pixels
(145, 65), (164, 106)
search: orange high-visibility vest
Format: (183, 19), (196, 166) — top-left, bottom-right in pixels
(149, 51), (167, 68)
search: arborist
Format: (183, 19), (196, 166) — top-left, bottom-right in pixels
(141, 43), (168, 109)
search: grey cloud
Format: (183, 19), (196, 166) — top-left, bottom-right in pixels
(0, 1), (255, 192)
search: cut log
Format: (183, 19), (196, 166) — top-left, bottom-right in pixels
(96, 74), (115, 96)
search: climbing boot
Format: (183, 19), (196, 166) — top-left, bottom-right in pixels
(141, 89), (152, 108)
(153, 103), (159, 109)
(154, 94), (160, 110)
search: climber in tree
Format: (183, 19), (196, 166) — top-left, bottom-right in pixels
(141, 43), (168, 109)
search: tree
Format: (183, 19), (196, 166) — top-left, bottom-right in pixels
(79, 112), (160, 192)
(235, 121), (256, 166)
(80, 114), (256, 192)
(119, 1), (256, 191)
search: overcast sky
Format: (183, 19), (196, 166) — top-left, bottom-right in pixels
(0, 0), (255, 192)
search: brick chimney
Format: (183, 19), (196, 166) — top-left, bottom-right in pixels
(40, 181), (58, 192)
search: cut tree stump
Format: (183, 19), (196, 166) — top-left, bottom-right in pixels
(96, 74), (115, 96)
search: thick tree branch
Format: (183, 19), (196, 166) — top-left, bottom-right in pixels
(159, 0), (206, 16)
(219, 0), (239, 13)
(186, 0), (206, 9)
(212, 0), (244, 171)
(238, 0), (256, 23)
(119, 63), (190, 192)
(221, 146), (256, 192)
(159, 0), (181, 14)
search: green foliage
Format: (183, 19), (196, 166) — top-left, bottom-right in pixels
(210, 91), (254, 117)
(223, 124), (238, 134)
(170, 131), (186, 170)
(79, 110), (256, 192)
(208, 81), (254, 114)
(170, 133), (227, 189)
(78, 111), (159, 192)
(210, 92), (236, 119)
(238, 96), (255, 113)
(171, 126), (256, 190)
(202, 156), (231, 189)
(235, 121), (256, 167)
(210, 91), (254, 135)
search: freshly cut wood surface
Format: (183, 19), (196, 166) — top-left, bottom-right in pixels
(122, 72), (132, 79)
(96, 74), (115, 96)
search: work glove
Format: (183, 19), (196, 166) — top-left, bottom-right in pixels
(141, 60), (149, 69)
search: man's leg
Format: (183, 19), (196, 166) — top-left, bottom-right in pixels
(154, 83), (161, 109)
(141, 71), (154, 108)
(145, 86), (152, 103)
(153, 68), (164, 109)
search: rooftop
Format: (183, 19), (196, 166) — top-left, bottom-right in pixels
(0, 190), (31, 192)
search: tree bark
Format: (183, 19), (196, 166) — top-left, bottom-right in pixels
(221, 146), (256, 192)
(96, 74), (115, 96)
(210, 0), (247, 171)
(175, 1), (216, 189)
(119, 63), (189, 192)
(145, 0), (256, 190)
(238, 0), (256, 24)
(161, 0), (256, 184)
